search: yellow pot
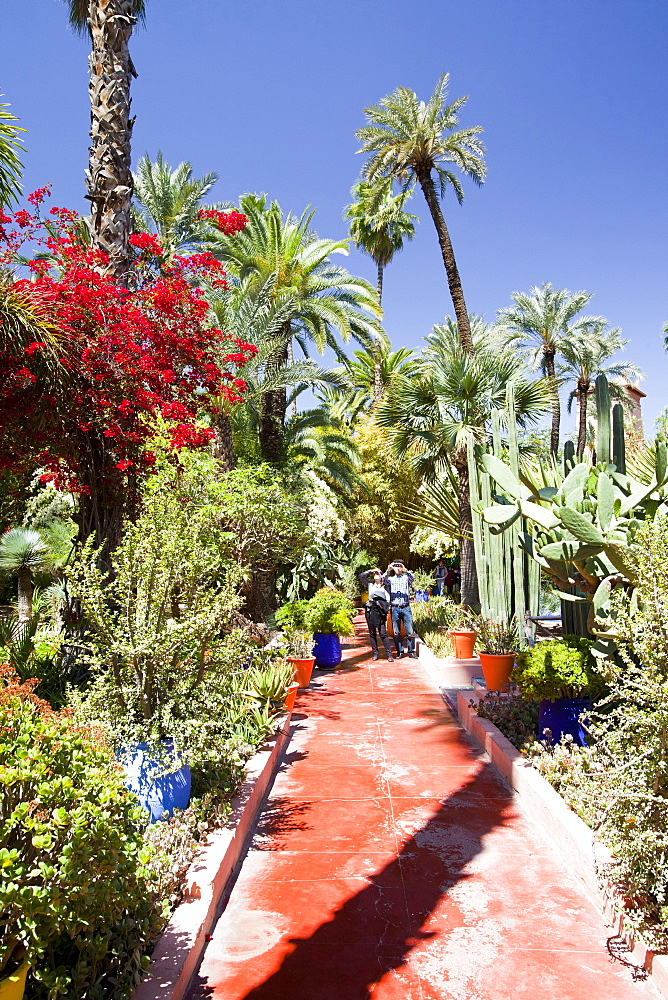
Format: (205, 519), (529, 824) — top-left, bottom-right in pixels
(0, 961), (30, 1000)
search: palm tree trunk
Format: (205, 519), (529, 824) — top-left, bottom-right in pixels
(544, 348), (560, 456)
(17, 566), (33, 622)
(211, 411), (235, 471)
(452, 450), (479, 606)
(371, 265), (384, 406)
(86, 0), (138, 286)
(416, 167), (473, 353)
(577, 382), (589, 459)
(259, 328), (290, 462)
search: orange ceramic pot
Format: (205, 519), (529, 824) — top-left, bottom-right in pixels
(449, 630), (477, 659)
(287, 656), (315, 689)
(284, 681), (299, 713)
(479, 652), (515, 692)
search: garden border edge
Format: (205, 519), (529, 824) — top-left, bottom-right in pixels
(130, 715), (292, 1000)
(456, 689), (668, 998)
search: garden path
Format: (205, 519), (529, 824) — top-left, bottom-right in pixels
(187, 615), (659, 1000)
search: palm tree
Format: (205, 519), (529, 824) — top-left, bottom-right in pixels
(376, 322), (551, 604)
(282, 407), (366, 500)
(207, 194), (383, 461)
(0, 528), (49, 621)
(497, 283), (594, 456)
(561, 320), (642, 458)
(356, 74), (485, 352)
(345, 179), (416, 401)
(0, 97), (25, 206)
(65, 0), (146, 284)
(207, 275), (345, 470)
(344, 179), (417, 304)
(132, 152), (218, 262)
(341, 343), (420, 410)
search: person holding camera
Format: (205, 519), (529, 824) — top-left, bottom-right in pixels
(357, 569), (394, 661)
(382, 559), (417, 658)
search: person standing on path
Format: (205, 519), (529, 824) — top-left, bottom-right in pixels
(382, 559), (417, 658)
(434, 559), (446, 596)
(357, 569), (394, 661)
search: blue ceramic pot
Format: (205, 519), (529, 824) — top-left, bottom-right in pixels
(538, 698), (591, 747)
(122, 739), (191, 822)
(414, 590), (429, 603)
(313, 632), (342, 669)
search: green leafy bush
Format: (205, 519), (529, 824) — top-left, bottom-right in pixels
(0, 667), (162, 999)
(274, 600), (309, 630)
(474, 692), (540, 750)
(302, 588), (355, 636)
(513, 636), (604, 700)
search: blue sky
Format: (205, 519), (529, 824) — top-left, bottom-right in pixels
(3, 0), (667, 431)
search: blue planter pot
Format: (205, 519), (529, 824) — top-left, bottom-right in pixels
(414, 590), (429, 603)
(538, 698), (591, 747)
(313, 632), (342, 669)
(122, 740), (191, 822)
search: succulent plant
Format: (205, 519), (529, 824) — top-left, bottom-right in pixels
(477, 377), (668, 655)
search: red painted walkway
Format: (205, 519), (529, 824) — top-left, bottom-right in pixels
(188, 617), (659, 999)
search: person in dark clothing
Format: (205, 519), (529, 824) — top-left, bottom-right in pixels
(358, 569), (394, 660)
(365, 592), (394, 660)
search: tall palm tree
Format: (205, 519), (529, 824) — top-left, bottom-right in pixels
(376, 323), (551, 604)
(345, 179), (416, 401)
(356, 73), (485, 353)
(497, 282), (594, 456)
(344, 179), (417, 305)
(561, 320), (642, 458)
(66, 0), (146, 284)
(207, 194), (383, 461)
(0, 97), (25, 206)
(132, 152), (218, 262)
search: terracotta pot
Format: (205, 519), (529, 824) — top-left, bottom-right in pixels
(284, 681), (300, 713)
(449, 629), (477, 659)
(287, 656), (315, 688)
(479, 652), (515, 692)
(0, 961), (30, 1000)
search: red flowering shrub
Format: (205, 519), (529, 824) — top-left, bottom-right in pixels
(0, 192), (255, 539)
(197, 208), (247, 234)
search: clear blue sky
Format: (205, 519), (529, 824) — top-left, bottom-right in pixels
(3, 0), (667, 431)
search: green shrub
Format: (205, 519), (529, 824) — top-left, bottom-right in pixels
(0, 668), (162, 999)
(513, 636), (604, 700)
(274, 600), (309, 630)
(302, 588), (355, 636)
(474, 692), (540, 750)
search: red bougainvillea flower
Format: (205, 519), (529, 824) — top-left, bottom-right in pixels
(0, 192), (256, 504)
(128, 232), (164, 256)
(197, 208), (247, 235)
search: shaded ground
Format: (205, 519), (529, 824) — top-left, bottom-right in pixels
(188, 618), (659, 1000)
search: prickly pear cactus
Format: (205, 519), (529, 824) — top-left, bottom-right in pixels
(479, 441), (668, 654)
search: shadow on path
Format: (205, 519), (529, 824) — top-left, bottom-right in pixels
(189, 763), (511, 999)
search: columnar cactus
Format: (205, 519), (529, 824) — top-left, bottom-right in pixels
(477, 377), (668, 654)
(467, 388), (541, 633)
